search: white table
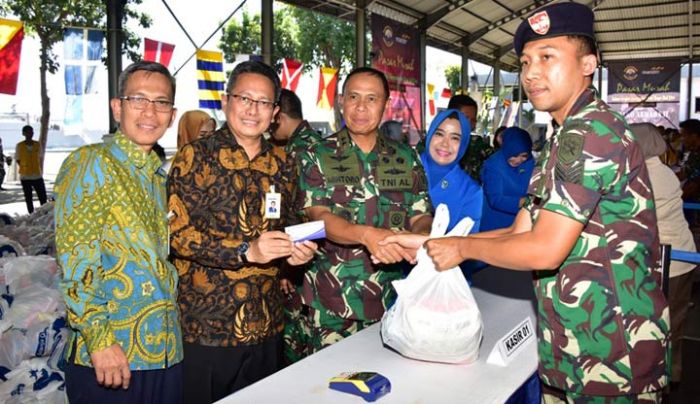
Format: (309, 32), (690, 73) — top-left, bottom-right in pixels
(217, 268), (538, 404)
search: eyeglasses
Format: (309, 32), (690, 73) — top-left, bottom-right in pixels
(227, 93), (276, 111)
(120, 96), (175, 112)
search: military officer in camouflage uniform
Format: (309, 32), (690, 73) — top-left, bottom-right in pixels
(388, 3), (669, 403)
(297, 67), (432, 354)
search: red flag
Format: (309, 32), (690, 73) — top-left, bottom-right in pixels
(317, 67), (338, 110)
(0, 19), (24, 95)
(144, 38), (175, 68)
(440, 88), (452, 98)
(427, 83), (436, 116)
(281, 58), (302, 92)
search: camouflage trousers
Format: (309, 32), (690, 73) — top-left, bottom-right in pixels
(303, 307), (375, 355)
(282, 289), (310, 365)
(541, 384), (662, 404)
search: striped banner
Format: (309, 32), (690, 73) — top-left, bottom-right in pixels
(316, 67), (338, 110)
(196, 49), (225, 109)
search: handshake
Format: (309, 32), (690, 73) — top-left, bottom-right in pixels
(366, 229), (429, 266)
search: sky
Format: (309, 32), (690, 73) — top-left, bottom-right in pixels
(0, 0), (488, 149)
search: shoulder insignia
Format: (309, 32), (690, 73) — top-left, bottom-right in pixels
(557, 131), (584, 165)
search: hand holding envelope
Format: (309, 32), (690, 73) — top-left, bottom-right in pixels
(284, 221), (325, 266)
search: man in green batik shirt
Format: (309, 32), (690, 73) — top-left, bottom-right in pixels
(387, 3), (669, 403)
(297, 67), (432, 354)
(55, 61), (183, 403)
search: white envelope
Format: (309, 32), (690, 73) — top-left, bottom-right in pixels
(284, 220), (326, 242)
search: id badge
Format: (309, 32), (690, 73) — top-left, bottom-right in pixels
(265, 185), (281, 219)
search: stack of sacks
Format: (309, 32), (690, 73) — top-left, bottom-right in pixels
(0, 256), (68, 404)
(0, 202), (55, 256)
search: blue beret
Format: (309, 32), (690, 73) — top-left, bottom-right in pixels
(514, 2), (596, 57)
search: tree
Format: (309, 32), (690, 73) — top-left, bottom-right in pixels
(219, 9), (299, 67)
(444, 65), (461, 93)
(290, 7), (355, 72)
(0, 0), (150, 162)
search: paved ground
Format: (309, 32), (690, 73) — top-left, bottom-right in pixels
(0, 180), (54, 217)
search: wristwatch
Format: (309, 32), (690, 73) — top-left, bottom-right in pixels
(239, 241), (250, 263)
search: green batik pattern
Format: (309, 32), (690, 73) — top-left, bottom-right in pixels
(55, 132), (182, 370)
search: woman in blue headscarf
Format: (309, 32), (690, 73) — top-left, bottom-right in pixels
(421, 109), (482, 233)
(480, 127), (535, 232)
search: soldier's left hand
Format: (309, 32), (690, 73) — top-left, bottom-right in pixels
(425, 237), (466, 271)
(286, 240), (318, 266)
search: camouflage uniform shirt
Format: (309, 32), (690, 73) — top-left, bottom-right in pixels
(285, 120), (323, 161)
(461, 135), (494, 183)
(298, 128), (430, 322)
(526, 88), (669, 395)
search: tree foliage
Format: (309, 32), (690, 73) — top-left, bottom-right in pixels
(0, 0), (149, 158)
(290, 7), (355, 72)
(219, 9), (298, 66)
(219, 6), (355, 73)
(445, 65), (461, 93)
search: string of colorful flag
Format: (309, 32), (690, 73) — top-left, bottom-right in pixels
(2, 22), (412, 116)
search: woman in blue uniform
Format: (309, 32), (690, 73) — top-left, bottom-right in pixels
(480, 127), (534, 231)
(421, 109), (482, 233)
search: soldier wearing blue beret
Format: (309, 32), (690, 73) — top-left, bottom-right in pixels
(387, 2), (670, 403)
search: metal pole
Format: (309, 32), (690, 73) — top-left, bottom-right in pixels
(355, 0), (366, 67)
(106, 0), (124, 134)
(688, 62), (694, 120)
(492, 61), (501, 133)
(262, 0), (273, 65)
(598, 64), (603, 96)
(687, 0), (694, 119)
(461, 37), (470, 92)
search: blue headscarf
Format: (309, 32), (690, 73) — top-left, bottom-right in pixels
(500, 127), (533, 170)
(421, 109), (482, 231)
(479, 126), (534, 231)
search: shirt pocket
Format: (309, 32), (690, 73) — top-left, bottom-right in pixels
(378, 190), (411, 230)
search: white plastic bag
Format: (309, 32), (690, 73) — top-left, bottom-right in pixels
(381, 204), (483, 364)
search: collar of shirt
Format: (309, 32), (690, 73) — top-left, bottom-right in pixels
(336, 127), (393, 155)
(292, 120), (314, 139)
(216, 125), (273, 157)
(111, 131), (163, 175)
(550, 87), (597, 131)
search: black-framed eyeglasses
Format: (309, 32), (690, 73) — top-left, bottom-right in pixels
(226, 93), (276, 111)
(120, 96), (175, 112)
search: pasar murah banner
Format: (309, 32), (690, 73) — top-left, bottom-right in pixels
(371, 14), (421, 142)
(607, 59), (681, 127)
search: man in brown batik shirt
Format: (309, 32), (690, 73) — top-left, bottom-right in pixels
(168, 61), (317, 404)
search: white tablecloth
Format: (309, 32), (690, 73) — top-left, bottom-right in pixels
(217, 268), (538, 404)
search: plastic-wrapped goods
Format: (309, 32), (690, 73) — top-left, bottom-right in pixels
(0, 316), (68, 369)
(0, 285), (64, 332)
(381, 204), (483, 364)
(0, 202), (55, 257)
(2, 256), (58, 293)
(0, 357), (65, 404)
(0, 255), (67, 403)
(0, 235), (25, 259)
